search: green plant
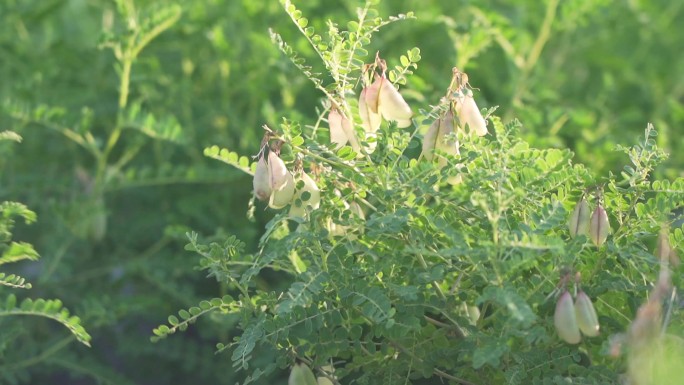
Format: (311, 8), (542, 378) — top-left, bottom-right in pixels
(0, 133), (91, 383)
(1, 0), (682, 384)
(154, 1), (682, 384)
(0, 1), (267, 383)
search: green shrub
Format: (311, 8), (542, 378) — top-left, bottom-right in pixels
(154, 1), (683, 384)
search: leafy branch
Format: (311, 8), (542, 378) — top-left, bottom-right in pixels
(0, 295), (91, 346)
(151, 296), (238, 342)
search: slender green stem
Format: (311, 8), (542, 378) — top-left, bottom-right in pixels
(507, 0), (559, 116)
(118, 59), (132, 110)
(40, 237), (75, 282)
(416, 253), (446, 301)
(339, 2), (370, 93)
(0, 336), (74, 372)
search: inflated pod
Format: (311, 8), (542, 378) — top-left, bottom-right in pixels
(568, 197), (590, 238)
(359, 88), (382, 134)
(329, 108), (360, 153)
(377, 76), (413, 128)
(589, 205), (610, 247)
(289, 172), (321, 218)
(555, 291), (581, 344)
(269, 171), (296, 209)
(455, 91), (487, 136)
(253, 156), (272, 201)
(288, 363), (317, 385)
(268, 151), (288, 191)
(575, 291), (600, 337)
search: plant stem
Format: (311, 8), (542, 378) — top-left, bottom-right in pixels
(416, 253), (446, 301)
(507, 0), (560, 117)
(0, 336), (74, 372)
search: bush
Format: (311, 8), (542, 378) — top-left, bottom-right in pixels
(1, 1), (681, 384)
(154, 1), (683, 384)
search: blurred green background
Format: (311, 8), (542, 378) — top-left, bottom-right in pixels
(0, 0), (682, 384)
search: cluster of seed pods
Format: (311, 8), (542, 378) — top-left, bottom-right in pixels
(330, 53), (414, 153)
(568, 194), (610, 247)
(554, 274), (600, 344)
(252, 138), (321, 219)
(420, 68), (488, 184)
(254, 55), (492, 227)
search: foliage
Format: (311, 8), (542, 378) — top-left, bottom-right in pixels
(1, 0), (682, 384)
(153, 1), (682, 384)
(0, 135), (91, 383)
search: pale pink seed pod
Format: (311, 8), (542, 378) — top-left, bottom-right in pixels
(589, 205), (610, 247)
(289, 172), (321, 218)
(575, 291), (600, 337)
(628, 297), (662, 345)
(377, 77), (413, 128)
(359, 88), (382, 134)
(435, 110), (460, 161)
(288, 363), (318, 385)
(438, 112), (462, 184)
(326, 219), (346, 237)
(421, 118), (441, 162)
(253, 156), (272, 201)
(568, 197), (591, 238)
(555, 291), (581, 344)
(422, 111), (460, 165)
(269, 171), (296, 209)
(456, 92), (487, 136)
(340, 112), (361, 153)
(365, 76), (383, 114)
(349, 201), (365, 220)
(267, 151), (289, 191)
(328, 108), (348, 150)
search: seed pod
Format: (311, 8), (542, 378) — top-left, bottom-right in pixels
(268, 151), (288, 191)
(589, 205), (610, 247)
(289, 172), (321, 218)
(438, 111), (462, 185)
(288, 363), (318, 385)
(456, 91), (487, 136)
(422, 111), (460, 165)
(340, 111), (361, 153)
(377, 76), (413, 128)
(555, 291), (581, 344)
(575, 291), (600, 337)
(329, 108), (360, 153)
(628, 297), (662, 346)
(317, 377), (334, 385)
(359, 88), (382, 134)
(422, 111), (462, 184)
(461, 303), (480, 326)
(365, 76), (382, 114)
(326, 218), (347, 237)
(329, 108), (347, 150)
(435, 110), (460, 169)
(568, 197), (590, 238)
(421, 117), (441, 162)
(253, 156), (272, 201)
(349, 201), (365, 220)
(269, 171), (296, 209)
